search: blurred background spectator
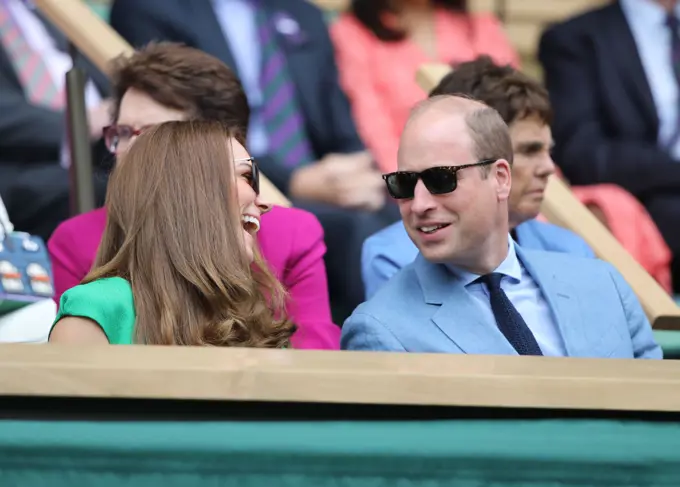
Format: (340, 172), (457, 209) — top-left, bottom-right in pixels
(0, 0), (110, 240)
(331, 0), (518, 173)
(539, 0), (680, 292)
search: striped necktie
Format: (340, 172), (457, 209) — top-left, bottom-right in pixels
(255, 5), (314, 168)
(665, 14), (680, 150)
(0, 3), (63, 110)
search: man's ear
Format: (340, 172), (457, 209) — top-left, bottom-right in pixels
(494, 159), (512, 201)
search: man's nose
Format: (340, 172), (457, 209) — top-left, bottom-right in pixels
(536, 152), (556, 177)
(410, 180), (438, 214)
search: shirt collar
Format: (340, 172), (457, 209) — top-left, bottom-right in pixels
(620, 0), (680, 26)
(446, 234), (522, 287)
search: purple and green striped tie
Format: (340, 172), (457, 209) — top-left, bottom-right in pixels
(665, 14), (680, 150)
(256, 6), (314, 168)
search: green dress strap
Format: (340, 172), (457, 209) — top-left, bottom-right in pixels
(51, 277), (136, 345)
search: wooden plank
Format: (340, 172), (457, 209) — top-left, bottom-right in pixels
(0, 345), (679, 412)
(417, 63), (680, 330)
(310, 0), (349, 11)
(505, 0), (606, 21)
(34, 0), (292, 208)
(506, 22), (542, 56)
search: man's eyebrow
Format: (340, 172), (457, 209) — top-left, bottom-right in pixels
(515, 141), (545, 152)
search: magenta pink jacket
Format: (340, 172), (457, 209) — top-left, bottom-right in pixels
(47, 206), (340, 349)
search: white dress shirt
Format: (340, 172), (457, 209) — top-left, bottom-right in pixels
(448, 236), (567, 357)
(211, 0), (269, 156)
(621, 0), (680, 159)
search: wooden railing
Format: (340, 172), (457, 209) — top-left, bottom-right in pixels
(35, 0), (292, 208)
(418, 64), (680, 331)
(1, 344), (680, 412)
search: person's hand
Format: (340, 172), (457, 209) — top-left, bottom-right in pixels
(289, 152), (386, 211)
(87, 99), (113, 141)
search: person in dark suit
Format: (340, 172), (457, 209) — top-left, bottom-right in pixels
(0, 0), (110, 240)
(109, 0), (400, 320)
(538, 0), (680, 292)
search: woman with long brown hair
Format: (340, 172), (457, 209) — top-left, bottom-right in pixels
(49, 120), (295, 347)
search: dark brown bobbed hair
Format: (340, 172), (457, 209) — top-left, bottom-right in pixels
(429, 56), (553, 126)
(350, 0), (467, 41)
(110, 42), (251, 134)
(85, 120), (295, 348)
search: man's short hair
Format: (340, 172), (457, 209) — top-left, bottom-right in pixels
(465, 105), (514, 168)
(429, 56), (553, 126)
(412, 95), (514, 175)
(110, 43), (250, 134)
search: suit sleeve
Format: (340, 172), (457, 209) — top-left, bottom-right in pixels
(341, 311), (407, 351)
(109, 0), (178, 47)
(0, 63), (63, 162)
(606, 264), (662, 359)
(361, 236), (403, 300)
(283, 210), (340, 350)
(538, 25), (680, 198)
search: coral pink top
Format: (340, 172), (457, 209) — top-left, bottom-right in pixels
(331, 9), (520, 173)
(47, 206), (340, 350)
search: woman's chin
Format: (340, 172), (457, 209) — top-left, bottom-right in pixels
(242, 229), (256, 263)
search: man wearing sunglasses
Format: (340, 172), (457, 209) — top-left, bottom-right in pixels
(341, 95), (660, 359)
(361, 56), (595, 300)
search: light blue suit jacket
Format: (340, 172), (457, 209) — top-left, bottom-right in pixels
(343, 246), (662, 359)
(362, 219), (595, 299)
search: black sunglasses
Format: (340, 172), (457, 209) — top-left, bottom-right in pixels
(235, 157), (260, 195)
(382, 159), (497, 199)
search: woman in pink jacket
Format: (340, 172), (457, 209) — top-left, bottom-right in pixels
(331, 0), (519, 173)
(48, 43), (339, 350)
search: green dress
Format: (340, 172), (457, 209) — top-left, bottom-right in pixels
(52, 277), (136, 344)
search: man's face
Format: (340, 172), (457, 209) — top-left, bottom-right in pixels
(507, 116), (555, 226)
(397, 112), (511, 266)
(114, 88), (186, 154)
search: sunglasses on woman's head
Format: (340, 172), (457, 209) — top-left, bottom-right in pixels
(382, 159), (498, 199)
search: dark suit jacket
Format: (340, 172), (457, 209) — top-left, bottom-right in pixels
(0, 9), (110, 166)
(538, 2), (680, 200)
(109, 0), (365, 193)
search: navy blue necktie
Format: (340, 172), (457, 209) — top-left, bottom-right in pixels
(480, 273), (543, 356)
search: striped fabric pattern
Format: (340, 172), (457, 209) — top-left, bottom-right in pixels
(255, 5), (314, 168)
(0, 5), (63, 110)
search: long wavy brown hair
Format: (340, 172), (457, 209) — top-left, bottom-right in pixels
(85, 120), (296, 348)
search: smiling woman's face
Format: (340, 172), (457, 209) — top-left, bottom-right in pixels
(229, 138), (262, 264)
(116, 90), (267, 263)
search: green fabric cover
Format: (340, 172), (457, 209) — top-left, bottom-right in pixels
(53, 277), (135, 344)
(0, 419), (679, 486)
(654, 330), (680, 358)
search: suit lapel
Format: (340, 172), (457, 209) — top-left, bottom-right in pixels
(514, 221), (538, 249)
(605, 2), (658, 130)
(515, 247), (586, 356)
(414, 255), (517, 355)
(181, 1), (238, 76)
